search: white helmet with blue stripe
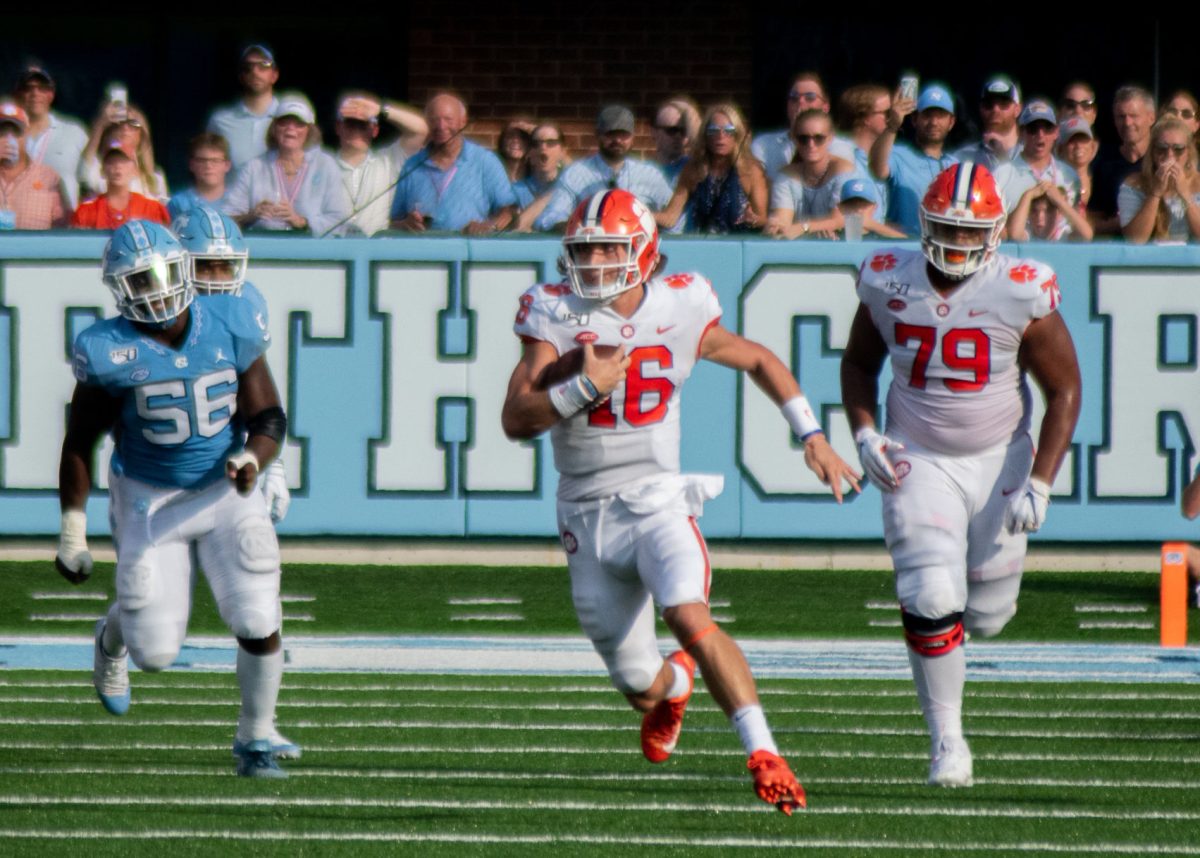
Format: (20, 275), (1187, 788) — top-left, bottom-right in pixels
(102, 220), (193, 326)
(172, 206), (249, 295)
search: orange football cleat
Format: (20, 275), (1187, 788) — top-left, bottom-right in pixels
(640, 650), (696, 763)
(747, 749), (806, 815)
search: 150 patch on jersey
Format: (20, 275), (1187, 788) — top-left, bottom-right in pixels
(109, 347), (137, 365)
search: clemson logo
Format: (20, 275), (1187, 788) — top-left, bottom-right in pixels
(870, 253), (897, 272)
(620, 324), (635, 338)
(936, 304), (950, 317)
(887, 299), (907, 311)
(1009, 264), (1038, 283)
(574, 331), (598, 344)
(561, 530), (579, 554)
(542, 283), (572, 296)
(663, 273), (694, 289)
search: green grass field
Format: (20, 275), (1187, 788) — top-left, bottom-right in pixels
(1, 560), (1198, 856)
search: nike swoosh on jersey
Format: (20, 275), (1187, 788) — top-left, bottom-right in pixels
(968, 309), (988, 317)
(656, 325), (676, 334)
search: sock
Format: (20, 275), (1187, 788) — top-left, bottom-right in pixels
(907, 644), (966, 750)
(235, 646), (283, 745)
(101, 603), (126, 656)
(731, 705), (778, 756)
(665, 660), (690, 701)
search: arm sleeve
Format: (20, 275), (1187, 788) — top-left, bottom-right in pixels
(1117, 182), (1143, 228)
(223, 162), (253, 218)
(482, 152), (518, 214)
(307, 156), (353, 236)
(534, 184), (575, 231)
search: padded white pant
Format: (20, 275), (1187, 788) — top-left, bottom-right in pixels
(557, 494), (711, 694)
(882, 431), (1034, 638)
(109, 472), (282, 671)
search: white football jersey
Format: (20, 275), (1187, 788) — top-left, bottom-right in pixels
(514, 273), (722, 501)
(857, 248), (1061, 456)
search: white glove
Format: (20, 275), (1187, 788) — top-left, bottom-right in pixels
(56, 509), (93, 584)
(1004, 477), (1051, 534)
(259, 458), (291, 524)
(855, 427), (904, 492)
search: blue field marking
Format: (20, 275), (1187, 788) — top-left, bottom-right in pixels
(1, 635), (1198, 682)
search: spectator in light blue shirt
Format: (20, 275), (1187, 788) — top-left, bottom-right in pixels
(168, 133), (232, 221)
(869, 83), (959, 234)
(206, 45), (281, 171)
(389, 93), (516, 234)
(534, 105), (672, 231)
(651, 97), (700, 188)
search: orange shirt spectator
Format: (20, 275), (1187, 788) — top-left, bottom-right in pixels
(71, 140), (168, 229)
(0, 101), (69, 229)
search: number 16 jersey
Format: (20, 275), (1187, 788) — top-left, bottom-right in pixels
(514, 273), (721, 501)
(856, 248), (1061, 456)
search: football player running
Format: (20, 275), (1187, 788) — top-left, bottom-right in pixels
(55, 220), (294, 778)
(174, 206), (290, 523)
(502, 189), (860, 813)
(840, 163), (1081, 787)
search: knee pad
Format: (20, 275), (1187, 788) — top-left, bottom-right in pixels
(594, 642), (660, 695)
(226, 606), (279, 641)
(902, 610), (965, 657)
(128, 646), (177, 672)
(965, 602), (1017, 639)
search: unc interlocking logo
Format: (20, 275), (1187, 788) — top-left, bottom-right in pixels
(870, 253), (897, 272)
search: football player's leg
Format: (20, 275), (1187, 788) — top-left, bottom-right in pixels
(199, 484), (287, 768)
(884, 451), (971, 778)
(964, 437), (1034, 638)
(563, 502), (665, 706)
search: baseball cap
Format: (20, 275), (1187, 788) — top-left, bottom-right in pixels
(241, 44), (276, 65)
(982, 75), (1020, 103)
(1059, 116), (1094, 141)
(101, 139), (136, 161)
(840, 178), (878, 204)
(0, 102), (29, 131)
(1019, 100), (1058, 127)
(597, 105), (635, 134)
(17, 64), (54, 88)
(276, 92), (315, 125)
(917, 85), (953, 113)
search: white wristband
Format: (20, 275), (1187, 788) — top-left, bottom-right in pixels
(548, 373), (598, 419)
(60, 509), (89, 553)
(781, 396), (823, 441)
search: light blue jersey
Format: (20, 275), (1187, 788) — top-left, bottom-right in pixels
(72, 295), (271, 489)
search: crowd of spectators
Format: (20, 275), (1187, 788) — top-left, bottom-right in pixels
(4, 47), (1200, 244)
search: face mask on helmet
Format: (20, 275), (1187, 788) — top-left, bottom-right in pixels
(102, 221), (194, 327)
(174, 208), (249, 295)
(562, 235), (642, 301)
(188, 252), (248, 295)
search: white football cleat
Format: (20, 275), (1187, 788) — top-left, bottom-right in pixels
(92, 618), (130, 716)
(232, 729), (302, 761)
(928, 735), (973, 787)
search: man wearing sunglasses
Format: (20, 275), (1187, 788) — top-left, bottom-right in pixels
(14, 64), (88, 210)
(751, 71), (855, 181)
(206, 44), (281, 172)
(651, 98), (700, 188)
(952, 75), (1023, 171)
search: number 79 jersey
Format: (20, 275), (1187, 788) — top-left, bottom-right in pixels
(72, 294), (272, 489)
(857, 248), (1061, 456)
(514, 273), (722, 501)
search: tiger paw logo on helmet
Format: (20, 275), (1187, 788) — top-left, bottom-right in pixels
(1008, 264), (1038, 283)
(870, 253), (898, 272)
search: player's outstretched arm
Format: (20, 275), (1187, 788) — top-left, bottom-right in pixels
(700, 323), (861, 501)
(229, 357), (286, 496)
(56, 382), (119, 584)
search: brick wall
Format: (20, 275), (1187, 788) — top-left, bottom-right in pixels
(408, 9), (754, 159)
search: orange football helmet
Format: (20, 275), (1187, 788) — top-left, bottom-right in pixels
(560, 189), (660, 301)
(919, 162), (1006, 279)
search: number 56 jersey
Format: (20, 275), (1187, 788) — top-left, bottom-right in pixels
(514, 273), (721, 501)
(72, 295), (272, 489)
(857, 248), (1062, 456)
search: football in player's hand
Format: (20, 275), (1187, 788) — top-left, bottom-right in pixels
(536, 345), (620, 389)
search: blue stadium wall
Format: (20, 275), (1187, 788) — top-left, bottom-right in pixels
(2, 234), (1197, 542)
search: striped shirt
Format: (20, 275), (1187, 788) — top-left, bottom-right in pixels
(389, 140), (516, 232)
(535, 154), (672, 230)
